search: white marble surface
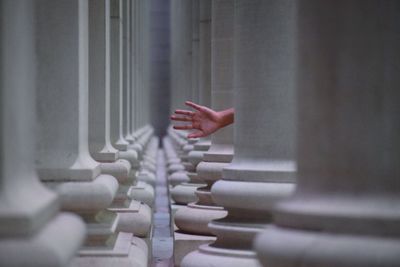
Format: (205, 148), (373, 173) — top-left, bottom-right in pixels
(256, 1), (400, 266)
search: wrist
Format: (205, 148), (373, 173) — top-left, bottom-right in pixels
(217, 108), (234, 128)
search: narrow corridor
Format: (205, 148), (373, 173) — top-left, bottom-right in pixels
(152, 150), (174, 266)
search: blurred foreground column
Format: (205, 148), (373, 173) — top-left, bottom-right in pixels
(0, 1), (85, 266)
(35, 0), (147, 265)
(256, 1), (400, 266)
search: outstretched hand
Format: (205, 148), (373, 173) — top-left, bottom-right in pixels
(170, 101), (234, 138)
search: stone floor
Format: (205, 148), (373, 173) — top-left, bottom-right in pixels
(152, 150), (174, 267)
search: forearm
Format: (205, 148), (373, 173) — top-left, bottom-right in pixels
(218, 108), (234, 128)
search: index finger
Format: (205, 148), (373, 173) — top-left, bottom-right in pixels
(185, 101), (207, 112)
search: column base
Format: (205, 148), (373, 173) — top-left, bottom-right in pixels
(143, 154), (156, 165)
(174, 203), (227, 235)
(255, 225), (400, 267)
(170, 183), (204, 204)
(129, 143), (143, 155)
(119, 150), (140, 168)
(168, 171), (189, 187)
(52, 174), (118, 212)
(168, 163), (185, 174)
(111, 200), (152, 237)
(174, 231), (216, 267)
(0, 213), (85, 267)
(140, 224), (154, 261)
(128, 181), (155, 207)
(182, 243), (261, 267)
(171, 203), (185, 229)
(100, 159), (132, 184)
(73, 232), (148, 267)
(142, 161), (156, 173)
(137, 169), (156, 187)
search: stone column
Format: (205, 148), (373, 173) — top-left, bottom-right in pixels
(125, 0), (154, 157)
(88, 0), (151, 237)
(136, 0), (146, 130)
(128, 0), (158, 208)
(34, 1), (147, 265)
(182, 0), (297, 266)
(110, 0), (142, 162)
(175, 0), (231, 237)
(136, 0), (145, 132)
(167, 0), (194, 193)
(170, 0), (214, 213)
(108, 0), (154, 208)
(130, 0), (139, 138)
(122, 0), (134, 144)
(130, 0), (146, 152)
(0, 1), (85, 265)
(130, 0), (159, 190)
(169, 0), (179, 114)
(170, 0), (185, 114)
(142, 0), (152, 127)
(169, 0), (212, 178)
(110, 0), (135, 157)
(198, 0), (212, 107)
(176, 0), (214, 200)
(191, 0), (200, 103)
(109, 0), (138, 162)
(173, 2), (225, 265)
(170, 0), (193, 111)
(256, 1), (400, 266)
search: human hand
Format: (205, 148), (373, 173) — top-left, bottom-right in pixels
(170, 101), (234, 138)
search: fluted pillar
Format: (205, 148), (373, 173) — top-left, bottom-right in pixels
(256, 1), (400, 266)
(182, 0), (296, 266)
(0, 1), (85, 265)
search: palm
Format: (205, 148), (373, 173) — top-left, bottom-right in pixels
(171, 101), (222, 138)
(192, 108), (220, 136)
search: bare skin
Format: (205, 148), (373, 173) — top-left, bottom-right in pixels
(170, 101), (234, 138)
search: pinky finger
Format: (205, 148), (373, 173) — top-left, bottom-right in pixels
(188, 131), (205, 138)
